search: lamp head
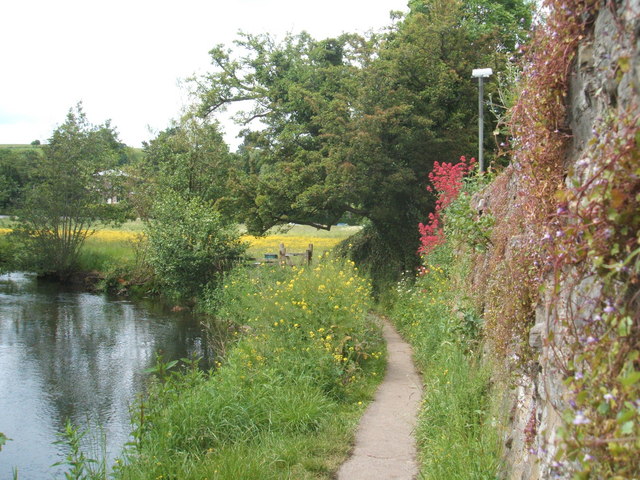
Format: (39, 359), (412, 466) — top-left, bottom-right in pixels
(472, 68), (493, 78)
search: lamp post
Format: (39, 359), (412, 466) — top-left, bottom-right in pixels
(472, 68), (493, 173)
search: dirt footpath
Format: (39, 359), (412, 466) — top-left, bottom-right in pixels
(336, 318), (423, 480)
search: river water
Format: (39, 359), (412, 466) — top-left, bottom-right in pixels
(0, 272), (214, 479)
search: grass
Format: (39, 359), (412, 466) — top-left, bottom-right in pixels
(79, 223), (148, 270)
(0, 144), (43, 150)
(388, 245), (502, 478)
(114, 259), (385, 479)
(0, 216), (15, 229)
(80, 236), (141, 271)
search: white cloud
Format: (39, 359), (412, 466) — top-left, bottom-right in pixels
(0, 0), (408, 148)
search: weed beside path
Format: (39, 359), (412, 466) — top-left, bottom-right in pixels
(389, 246), (501, 478)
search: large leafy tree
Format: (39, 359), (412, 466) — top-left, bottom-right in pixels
(133, 112), (232, 218)
(194, 31), (364, 231)
(194, 0), (531, 284)
(12, 104), (123, 279)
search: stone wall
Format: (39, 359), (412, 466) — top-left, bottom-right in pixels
(477, 0), (639, 476)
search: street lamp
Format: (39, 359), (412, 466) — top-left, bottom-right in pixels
(472, 68), (493, 173)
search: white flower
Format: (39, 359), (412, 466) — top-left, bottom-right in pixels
(573, 412), (591, 425)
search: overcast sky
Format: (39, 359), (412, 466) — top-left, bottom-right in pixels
(1, 0), (408, 149)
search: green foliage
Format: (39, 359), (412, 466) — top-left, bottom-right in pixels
(145, 191), (246, 301)
(116, 259), (385, 479)
(486, 61), (522, 165)
(442, 175), (495, 252)
(459, 0), (532, 51)
(0, 147), (41, 214)
(133, 112), (232, 219)
(0, 431), (10, 451)
(10, 104), (126, 279)
(191, 0), (531, 286)
(52, 420), (106, 480)
(335, 223), (421, 296)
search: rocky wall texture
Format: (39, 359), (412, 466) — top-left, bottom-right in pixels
(475, 0), (640, 477)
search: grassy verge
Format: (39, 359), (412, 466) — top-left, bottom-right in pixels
(114, 259), (385, 479)
(388, 245), (501, 478)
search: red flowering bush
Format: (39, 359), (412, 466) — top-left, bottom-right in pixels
(418, 156), (476, 258)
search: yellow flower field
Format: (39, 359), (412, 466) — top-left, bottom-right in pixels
(241, 234), (342, 256)
(0, 228), (143, 245)
(91, 230), (141, 242)
(1, 225), (359, 257)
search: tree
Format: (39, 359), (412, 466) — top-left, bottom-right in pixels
(12, 104), (123, 279)
(194, 31), (373, 232)
(0, 147), (40, 214)
(135, 111), (244, 300)
(193, 0), (531, 285)
(132, 112), (232, 219)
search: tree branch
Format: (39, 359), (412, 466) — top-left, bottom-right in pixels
(270, 214), (332, 231)
(241, 111), (271, 125)
(344, 204), (369, 217)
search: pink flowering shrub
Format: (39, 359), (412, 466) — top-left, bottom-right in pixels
(418, 156), (476, 259)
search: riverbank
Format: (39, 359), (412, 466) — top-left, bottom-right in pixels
(1, 224), (391, 478)
(0, 222), (360, 291)
(113, 259), (386, 479)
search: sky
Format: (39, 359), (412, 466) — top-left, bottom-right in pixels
(1, 0), (409, 149)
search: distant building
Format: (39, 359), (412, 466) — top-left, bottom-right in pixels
(96, 169), (128, 204)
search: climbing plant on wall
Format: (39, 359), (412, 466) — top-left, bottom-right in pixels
(494, 0), (640, 474)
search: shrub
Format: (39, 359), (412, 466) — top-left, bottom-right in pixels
(145, 191), (246, 301)
(418, 156), (476, 259)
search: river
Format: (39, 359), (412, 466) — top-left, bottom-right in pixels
(0, 272), (214, 479)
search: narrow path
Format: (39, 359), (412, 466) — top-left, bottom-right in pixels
(337, 318), (422, 480)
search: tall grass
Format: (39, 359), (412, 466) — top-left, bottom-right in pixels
(79, 234), (140, 271)
(114, 259), (385, 479)
(389, 245), (501, 478)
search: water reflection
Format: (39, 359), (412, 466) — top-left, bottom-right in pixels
(0, 272), (213, 479)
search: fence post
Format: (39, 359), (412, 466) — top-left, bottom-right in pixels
(279, 243), (286, 266)
(306, 244), (313, 265)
